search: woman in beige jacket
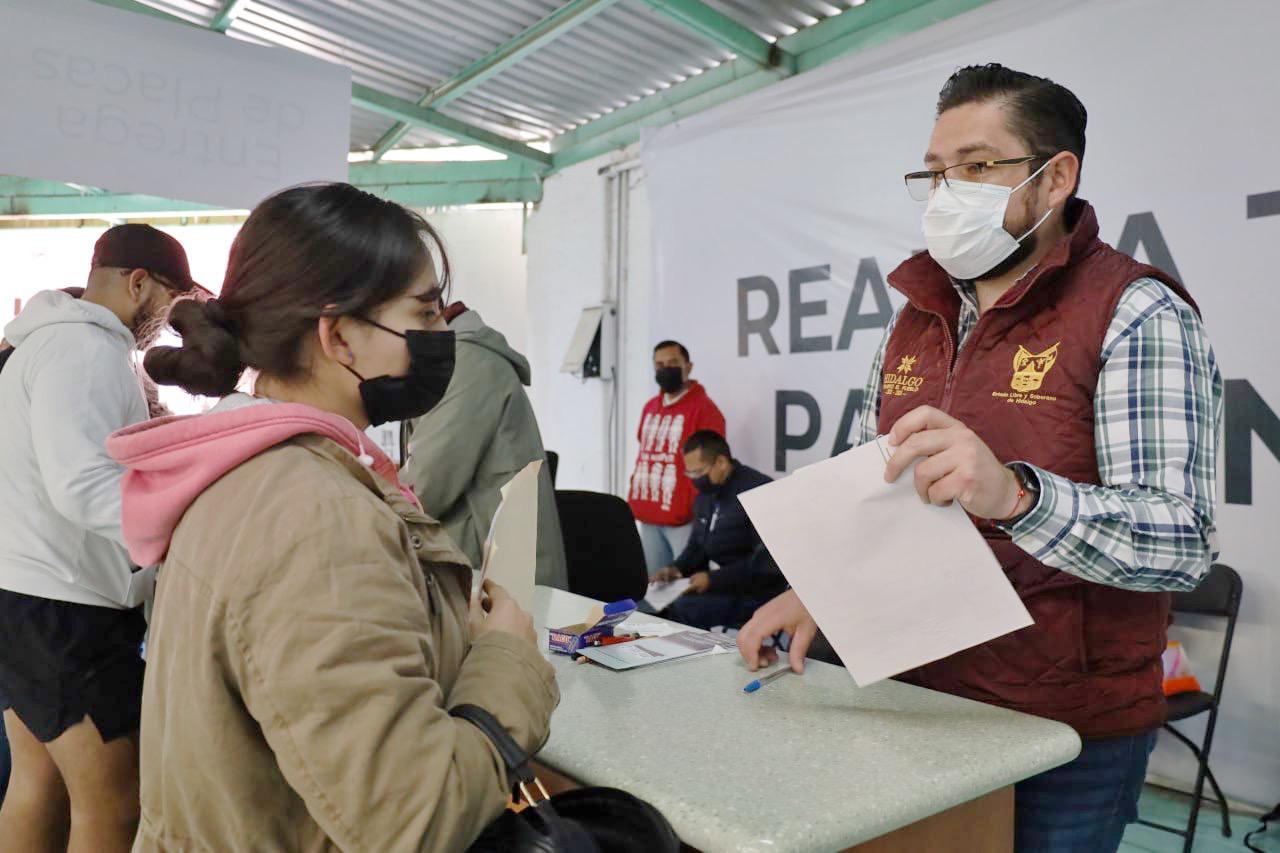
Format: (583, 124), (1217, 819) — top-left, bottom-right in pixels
(106, 183), (558, 852)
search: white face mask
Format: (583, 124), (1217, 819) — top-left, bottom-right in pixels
(921, 158), (1054, 280)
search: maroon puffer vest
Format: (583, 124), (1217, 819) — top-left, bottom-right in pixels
(877, 199), (1197, 739)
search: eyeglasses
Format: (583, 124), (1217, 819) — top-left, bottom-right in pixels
(150, 273), (188, 294)
(117, 267), (194, 295)
(903, 154), (1049, 202)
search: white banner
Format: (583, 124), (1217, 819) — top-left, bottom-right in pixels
(0, 0), (350, 208)
(645, 0), (1279, 808)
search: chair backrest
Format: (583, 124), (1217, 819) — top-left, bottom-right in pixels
(1172, 564), (1243, 619)
(1170, 564), (1244, 706)
(554, 490), (648, 603)
(545, 450), (560, 487)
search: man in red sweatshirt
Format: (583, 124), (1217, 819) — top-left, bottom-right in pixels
(628, 340), (725, 574)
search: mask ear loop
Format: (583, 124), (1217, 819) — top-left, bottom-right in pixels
(1010, 157), (1057, 242)
(337, 361), (375, 465)
(1015, 207), (1054, 242)
(1010, 156), (1055, 194)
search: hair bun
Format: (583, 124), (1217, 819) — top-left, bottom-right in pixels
(143, 299), (244, 398)
(203, 298), (236, 333)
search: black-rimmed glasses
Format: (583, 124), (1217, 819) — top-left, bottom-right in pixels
(903, 154), (1049, 201)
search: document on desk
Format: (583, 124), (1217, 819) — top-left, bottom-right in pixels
(579, 630), (736, 670)
(738, 438), (1032, 687)
(476, 460), (542, 612)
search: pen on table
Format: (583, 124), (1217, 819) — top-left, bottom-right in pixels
(743, 667), (795, 693)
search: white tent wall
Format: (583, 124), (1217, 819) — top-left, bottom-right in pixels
(0, 206), (528, 413)
(0, 225), (240, 313)
(431, 207), (529, 356)
(524, 148), (656, 496)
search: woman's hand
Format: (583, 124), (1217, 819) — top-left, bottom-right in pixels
(469, 579), (537, 647)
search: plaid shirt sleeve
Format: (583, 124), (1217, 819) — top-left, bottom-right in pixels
(1005, 278), (1223, 591)
(854, 309), (900, 448)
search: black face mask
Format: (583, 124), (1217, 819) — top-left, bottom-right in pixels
(343, 319), (455, 426)
(655, 366), (684, 394)
(692, 474), (718, 495)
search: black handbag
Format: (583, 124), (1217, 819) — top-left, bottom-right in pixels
(450, 704), (681, 853)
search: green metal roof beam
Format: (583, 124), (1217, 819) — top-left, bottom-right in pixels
(371, 0), (626, 161)
(347, 160), (542, 185)
(787, 0), (993, 72)
(1, 162), (542, 217)
(642, 0), (794, 73)
(210, 0), (251, 34)
(349, 159), (544, 204)
(549, 58), (785, 172)
(0, 177), (116, 197)
(352, 85), (552, 169)
(549, 0), (994, 172)
(0, 191), (223, 218)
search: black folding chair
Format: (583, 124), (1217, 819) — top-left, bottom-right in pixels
(1138, 563), (1243, 852)
(545, 450), (560, 487)
(553, 490), (648, 604)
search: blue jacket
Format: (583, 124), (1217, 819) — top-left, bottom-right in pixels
(672, 462), (786, 600)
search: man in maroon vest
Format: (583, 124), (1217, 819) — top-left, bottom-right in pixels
(738, 64), (1221, 852)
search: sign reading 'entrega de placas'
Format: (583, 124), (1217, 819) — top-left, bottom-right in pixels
(0, 0), (350, 209)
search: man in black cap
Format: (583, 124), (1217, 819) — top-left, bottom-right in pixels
(0, 225), (200, 850)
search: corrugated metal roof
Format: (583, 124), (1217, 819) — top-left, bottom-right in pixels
(708, 0), (850, 39)
(140, 0), (222, 26)
(134, 0), (857, 153)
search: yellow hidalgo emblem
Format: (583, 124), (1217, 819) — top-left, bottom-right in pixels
(992, 342), (1061, 406)
(1010, 343), (1060, 392)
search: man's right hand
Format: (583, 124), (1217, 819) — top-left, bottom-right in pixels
(650, 566), (682, 584)
(470, 580), (537, 648)
(737, 590), (818, 674)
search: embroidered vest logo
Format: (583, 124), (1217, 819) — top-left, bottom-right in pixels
(883, 354), (925, 397)
(992, 343), (1061, 406)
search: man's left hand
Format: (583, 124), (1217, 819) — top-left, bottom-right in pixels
(686, 572), (711, 594)
(884, 406), (1030, 521)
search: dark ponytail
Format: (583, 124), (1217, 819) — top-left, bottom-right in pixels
(144, 182), (450, 397)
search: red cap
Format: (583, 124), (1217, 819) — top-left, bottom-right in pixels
(91, 224), (207, 295)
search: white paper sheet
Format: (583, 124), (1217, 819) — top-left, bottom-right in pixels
(738, 438), (1032, 686)
(643, 578), (692, 613)
(476, 460), (541, 611)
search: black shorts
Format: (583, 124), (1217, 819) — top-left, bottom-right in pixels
(0, 587), (145, 744)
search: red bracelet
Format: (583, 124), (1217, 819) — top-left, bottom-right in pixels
(1003, 475), (1027, 522)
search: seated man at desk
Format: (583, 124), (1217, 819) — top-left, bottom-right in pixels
(651, 431), (786, 630)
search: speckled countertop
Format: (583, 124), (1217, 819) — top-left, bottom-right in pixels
(534, 587), (1080, 853)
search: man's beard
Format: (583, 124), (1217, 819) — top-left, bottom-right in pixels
(977, 229), (1040, 282)
(130, 299), (169, 350)
(977, 189), (1043, 282)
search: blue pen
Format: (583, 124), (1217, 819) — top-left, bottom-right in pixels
(743, 667), (794, 693)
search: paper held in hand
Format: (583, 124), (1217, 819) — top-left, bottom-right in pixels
(475, 460), (542, 612)
(738, 437), (1032, 686)
(643, 577), (692, 613)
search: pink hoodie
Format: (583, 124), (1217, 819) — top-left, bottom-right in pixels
(107, 401), (419, 566)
